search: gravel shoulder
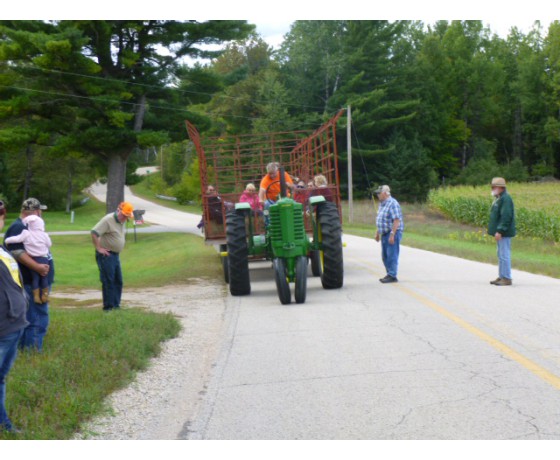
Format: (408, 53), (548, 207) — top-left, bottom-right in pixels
(66, 279), (228, 440)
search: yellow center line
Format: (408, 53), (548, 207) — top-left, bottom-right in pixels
(349, 255), (560, 391)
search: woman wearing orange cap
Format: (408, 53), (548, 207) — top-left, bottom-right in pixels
(91, 202), (134, 311)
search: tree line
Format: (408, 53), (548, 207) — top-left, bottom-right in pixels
(1, 20), (559, 209)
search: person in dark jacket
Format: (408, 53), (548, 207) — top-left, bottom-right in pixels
(0, 212), (29, 433)
(487, 177), (516, 286)
(3, 198), (53, 351)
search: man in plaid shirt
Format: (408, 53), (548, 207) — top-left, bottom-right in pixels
(375, 185), (404, 283)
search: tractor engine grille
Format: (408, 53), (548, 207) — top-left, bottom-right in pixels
(269, 201), (305, 248)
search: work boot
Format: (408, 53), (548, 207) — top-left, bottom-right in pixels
(379, 275), (398, 283)
(490, 278), (501, 285)
(40, 288), (49, 303)
(494, 278), (512, 286)
(33, 288), (42, 304)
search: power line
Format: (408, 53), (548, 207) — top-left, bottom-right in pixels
(0, 83), (344, 130)
(11, 64), (329, 112)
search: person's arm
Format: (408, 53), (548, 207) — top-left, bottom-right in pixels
(285, 173), (295, 190)
(91, 231), (110, 256)
(14, 251), (50, 277)
(496, 195), (513, 239)
(4, 230), (28, 245)
(258, 188), (266, 203)
(388, 218), (401, 244)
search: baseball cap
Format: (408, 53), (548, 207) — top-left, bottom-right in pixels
(22, 197), (48, 211)
(374, 185), (391, 195)
(118, 201), (134, 218)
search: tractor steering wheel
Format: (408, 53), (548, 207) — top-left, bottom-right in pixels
(265, 180), (280, 202)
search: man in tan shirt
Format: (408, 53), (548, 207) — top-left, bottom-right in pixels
(91, 202), (134, 311)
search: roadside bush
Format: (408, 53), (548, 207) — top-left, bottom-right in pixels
(170, 158), (202, 205)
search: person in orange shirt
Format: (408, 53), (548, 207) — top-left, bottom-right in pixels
(259, 162), (295, 226)
(258, 162), (294, 204)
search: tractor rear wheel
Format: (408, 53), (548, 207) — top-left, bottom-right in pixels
(273, 258), (291, 305)
(226, 210), (251, 296)
(316, 202), (343, 289)
(294, 256), (308, 304)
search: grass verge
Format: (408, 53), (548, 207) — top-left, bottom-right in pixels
(342, 200), (560, 279)
(1, 197), (107, 233)
(1, 232), (221, 440)
(3, 308), (180, 440)
(50, 232), (222, 288)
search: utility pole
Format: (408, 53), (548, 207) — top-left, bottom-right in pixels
(347, 105), (353, 224)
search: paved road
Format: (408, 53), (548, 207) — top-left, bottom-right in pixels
(93, 184), (560, 439)
(185, 238), (560, 440)
(87, 181), (202, 235)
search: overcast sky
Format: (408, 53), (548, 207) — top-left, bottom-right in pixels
(6, 1), (557, 52)
(251, 18), (555, 51)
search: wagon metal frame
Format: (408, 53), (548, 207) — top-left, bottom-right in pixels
(186, 109), (345, 244)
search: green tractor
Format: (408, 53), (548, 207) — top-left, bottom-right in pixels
(186, 109), (345, 305)
(225, 167), (343, 304)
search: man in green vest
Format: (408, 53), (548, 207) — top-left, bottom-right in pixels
(487, 177), (516, 286)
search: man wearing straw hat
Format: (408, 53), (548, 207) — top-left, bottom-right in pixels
(488, 177), (516, 286)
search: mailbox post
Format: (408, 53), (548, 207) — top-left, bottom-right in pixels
(132, 209), (145, 242)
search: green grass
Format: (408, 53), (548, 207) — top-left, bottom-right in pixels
(341, 200), (560, 279)
(3, 308), (181, 440)
(1, 232), (222, 440)
(7, 179), (557, 440)
(1, 198), (107, 232)
(428, 182), (560, 241)
(50, 232), (222, 289)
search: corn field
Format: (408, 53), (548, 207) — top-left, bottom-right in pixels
(428, 182), (560, 242)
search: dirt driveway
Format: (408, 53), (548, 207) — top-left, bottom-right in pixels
(69, 182), (228, 439)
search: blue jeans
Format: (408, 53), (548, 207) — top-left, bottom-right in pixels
(497, 237), (512, 279)
(95, 252), (123, 310)
(263, 199), (275, 226)
(1, 330), (24, 431)
(31, 256), (49, 290)
(381, 231), (402, 278)
(19, 285), (49, 351)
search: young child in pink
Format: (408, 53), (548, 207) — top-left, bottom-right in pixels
(5, 214), (52, 304)
(239, 183), (263, 215)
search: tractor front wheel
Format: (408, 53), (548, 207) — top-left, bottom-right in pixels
(294, 256), (308, 304)
(273, 258), (291, 305)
